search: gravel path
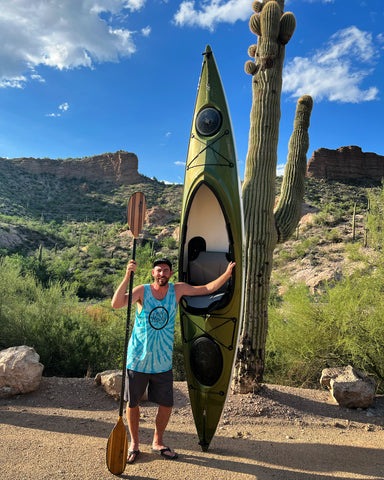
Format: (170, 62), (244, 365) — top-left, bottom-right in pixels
(1, 378), (384, 480)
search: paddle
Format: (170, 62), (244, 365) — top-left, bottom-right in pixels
(106, 192), (146, 475)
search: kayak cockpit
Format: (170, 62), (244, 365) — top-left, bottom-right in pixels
(181, 250), (232, 314)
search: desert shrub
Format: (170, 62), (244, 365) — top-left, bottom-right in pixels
(324, 228), (341, 243)
(265, 284), (330, 388)
(366, 186), (384, 250)
(87, 243), (105, 259)
(0, 257), (125, 376)
(345, 243), (370, 263)
(265, 264), (384, 392)
(293, 236), (321, 258)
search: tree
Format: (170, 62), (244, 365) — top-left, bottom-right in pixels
(233, 0), (313, 393)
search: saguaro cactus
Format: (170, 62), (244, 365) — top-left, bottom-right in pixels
(233, 0), (313, 393)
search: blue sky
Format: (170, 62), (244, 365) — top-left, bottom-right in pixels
(0, 0), (383, 184)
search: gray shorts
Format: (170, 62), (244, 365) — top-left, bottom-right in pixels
(124, 369), (174, 408)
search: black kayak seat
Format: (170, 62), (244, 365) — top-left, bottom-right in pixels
(182, 251), (230, 314)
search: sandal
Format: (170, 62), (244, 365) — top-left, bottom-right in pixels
(151, 446), (178, 460)
(127, 450), (140, 464)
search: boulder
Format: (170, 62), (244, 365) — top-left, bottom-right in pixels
(95, 370), (122, 399)
(145, 206), (178, 227)
(95, 369), (148, 401)
(0, 345), (44, 398)
(320, 365), (376, 408)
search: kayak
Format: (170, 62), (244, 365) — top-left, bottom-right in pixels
(178, 45), (244, 451)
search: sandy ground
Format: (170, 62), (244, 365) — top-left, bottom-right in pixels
(1, 377), (384, 480)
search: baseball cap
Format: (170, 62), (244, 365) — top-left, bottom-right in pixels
(153, 258), (172, 270)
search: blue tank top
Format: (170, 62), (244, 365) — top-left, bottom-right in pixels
(126, 283), (177, 373)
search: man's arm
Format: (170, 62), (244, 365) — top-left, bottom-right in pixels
(174, 262), (235, 303)
(111, 260), (144, 309)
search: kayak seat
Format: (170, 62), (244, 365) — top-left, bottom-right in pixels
(182, 251), (231, 314)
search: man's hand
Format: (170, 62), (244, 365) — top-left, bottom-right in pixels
(126, 260), (137, 278)
(225, 261), (236, 276)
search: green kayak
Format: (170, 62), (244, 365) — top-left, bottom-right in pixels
(178, 45), (244, 451)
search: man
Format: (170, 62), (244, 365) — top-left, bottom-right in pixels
(111, 257), (235, 464)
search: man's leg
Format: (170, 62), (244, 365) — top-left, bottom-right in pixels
(125, 370), (149, 462)
(152, 406), (178, 458)
(126, 405), (140, 462)
(153, 405), (172, 448)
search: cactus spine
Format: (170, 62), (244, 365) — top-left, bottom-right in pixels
(233, 0), (313, 393)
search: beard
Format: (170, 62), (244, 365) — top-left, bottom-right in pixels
(155, 276), (169, 286)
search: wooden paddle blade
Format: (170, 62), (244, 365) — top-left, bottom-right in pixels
(106, 416), (128, 475)
(127, 192), (146, 238)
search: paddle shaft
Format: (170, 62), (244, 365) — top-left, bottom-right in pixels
(118, 237), (136, 417)
(106, 192), (146, 475)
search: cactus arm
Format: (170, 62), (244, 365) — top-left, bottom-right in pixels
(274, 95), (313, 243)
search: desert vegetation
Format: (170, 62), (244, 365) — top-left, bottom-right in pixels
(0, 160), (383, 391)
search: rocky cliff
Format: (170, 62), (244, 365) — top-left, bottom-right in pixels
(307, 146), (384, 181)
(7, 150), (143, 185)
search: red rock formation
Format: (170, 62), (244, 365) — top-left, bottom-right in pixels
(307, 146), (384, 180)
(10, 150), (142, 184)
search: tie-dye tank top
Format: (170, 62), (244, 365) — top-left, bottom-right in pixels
(126, 283), (177, 373)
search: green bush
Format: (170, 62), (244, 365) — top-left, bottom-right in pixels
(0, 257), (125, 376)
(367, 186), (384, 250)
(265, 264), (384, 392)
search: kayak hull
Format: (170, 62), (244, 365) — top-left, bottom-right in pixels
(178, 45), (244, 451)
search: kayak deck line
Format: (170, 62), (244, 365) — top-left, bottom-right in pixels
(187, 131), (234, 170)
(188, 384), (226, 397)
(180, 311), (238, 351)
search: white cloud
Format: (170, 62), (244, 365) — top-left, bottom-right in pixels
(174, 161), (185, 166)
(0, 0), (148, 88)
(46, 102), (70, 118)
(276, 164), (286, 176)
(141, 25), (151, 36)
(0, 76), (26, 89)
(173, 0), (251, 31)
(30, 74), (46, 83)
(283, 26), (380, 103)
(59, 102), (70, 112)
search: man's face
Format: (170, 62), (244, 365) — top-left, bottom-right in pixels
(152, 264), (173, 286)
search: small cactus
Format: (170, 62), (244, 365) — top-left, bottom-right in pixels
(38, 244), (43, 263)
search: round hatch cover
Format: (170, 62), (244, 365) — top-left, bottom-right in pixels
(195, 107), (222, 137)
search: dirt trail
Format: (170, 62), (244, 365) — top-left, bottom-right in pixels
(1, 378), (383, 480)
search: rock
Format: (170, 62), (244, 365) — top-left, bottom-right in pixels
(307, 146), (384, 181)
(320, 365), (376, 409)
(172, 226), (180, 240)
(7, 150), (142, 185)
(0, 224), (25, 249)
(0, 346), (44, 398)
(145, 206), (177, 227)
(95, 370), (122, 399)
(95, 369), (148, 401)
